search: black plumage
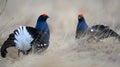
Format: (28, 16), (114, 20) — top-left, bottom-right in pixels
(1, 14), (50, 58)
(88, 25), (120, 41)
(75, 13), (88, 39)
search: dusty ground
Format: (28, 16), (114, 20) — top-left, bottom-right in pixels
(0, 0), (120, 67)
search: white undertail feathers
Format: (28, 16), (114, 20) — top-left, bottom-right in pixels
(14, 26), (33, 51)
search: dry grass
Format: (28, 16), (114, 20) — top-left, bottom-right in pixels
(0, 0), (120, 67)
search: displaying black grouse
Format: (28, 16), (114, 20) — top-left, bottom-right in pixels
(1, 13), (50, 58)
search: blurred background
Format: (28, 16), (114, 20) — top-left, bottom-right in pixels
(0, 0), (120, 67)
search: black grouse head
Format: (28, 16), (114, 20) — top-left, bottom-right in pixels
(37, 13), (49, 22)
(78, 13), (84, 22)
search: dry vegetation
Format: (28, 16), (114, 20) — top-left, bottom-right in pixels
(0, 0), (120, 67)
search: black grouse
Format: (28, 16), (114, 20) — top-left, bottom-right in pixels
(75, 13), (88, 39)
(1, 13), (50, 58)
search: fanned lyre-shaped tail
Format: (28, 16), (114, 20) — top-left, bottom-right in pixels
(1, 26), (50, 58)
(1, 33), (15, 58)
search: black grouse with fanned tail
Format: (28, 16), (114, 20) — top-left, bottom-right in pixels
(1, 13), (50, 58)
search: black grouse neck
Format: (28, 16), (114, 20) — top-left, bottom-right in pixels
(78, 17), (84, 22)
